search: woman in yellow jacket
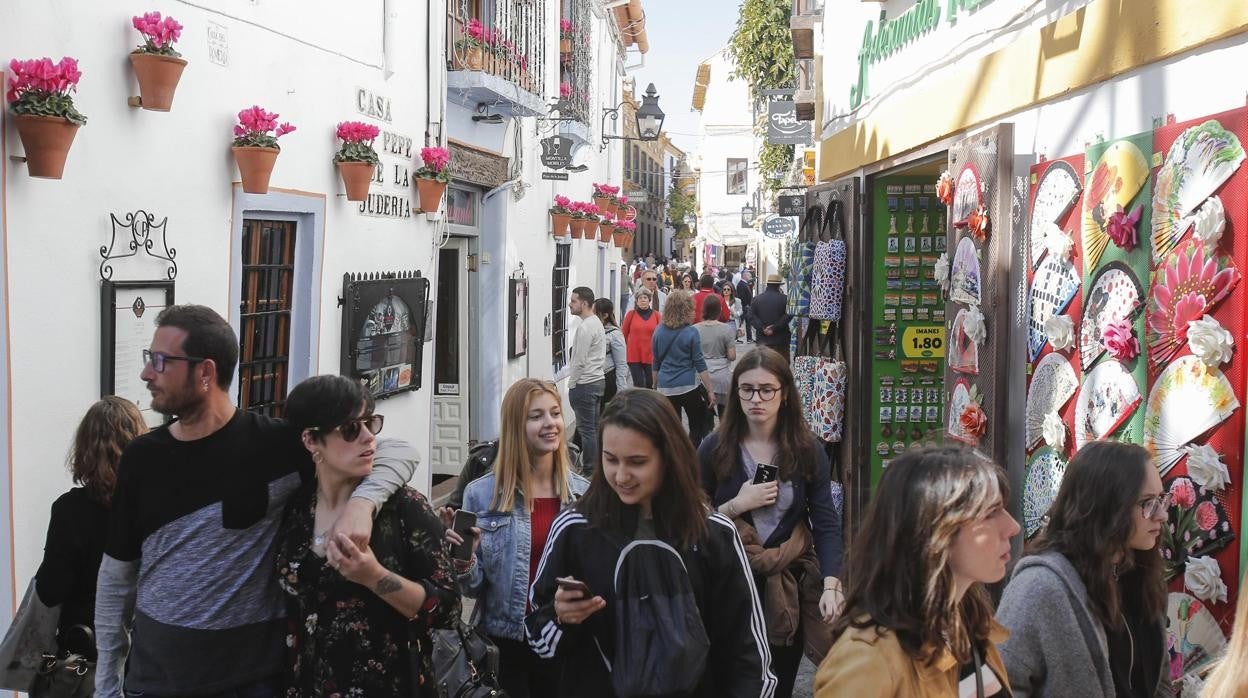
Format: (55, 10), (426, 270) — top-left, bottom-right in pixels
(814, 446), (1019, 697)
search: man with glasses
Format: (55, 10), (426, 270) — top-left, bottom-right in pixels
(634, 270), (667, 313)
(95, 305), (417, 698)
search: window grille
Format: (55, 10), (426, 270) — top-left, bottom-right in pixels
(552, 243), (571, 371)
(238, 219), (295, 417)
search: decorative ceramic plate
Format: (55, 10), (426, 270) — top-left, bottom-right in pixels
(1082, 140), (1150, 271)
(1143, 356), (1239, 475)
(1029, 161), (1082, 268)
(1146, 240), (1239, 371)
(949, 236), (982, 306)
(1079, 262), (1144, 371)
(1025, 353), (1078, 451)
(1027, 254), (1081, 361)
(1074, 359), (1141, 449)
(1023, 448), (1067, 538)
(1152, 120), (1245, 264)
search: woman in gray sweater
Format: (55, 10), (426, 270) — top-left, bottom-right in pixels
(996, 441), (1169, 697)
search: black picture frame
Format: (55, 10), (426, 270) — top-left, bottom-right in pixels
(100, 280), (175, 425)
(509, 278), (529, 358)
(340, 271), (430, 400)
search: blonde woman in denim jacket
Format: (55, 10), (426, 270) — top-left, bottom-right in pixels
(449, 379), (589, 697)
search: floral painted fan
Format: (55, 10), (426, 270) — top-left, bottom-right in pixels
(1025, 353), (1078, 451)
(949, 237), (981, 306)
(947, 381), (987, 446)
(1146, 240), (1240, 370)
(1165, 593), (1227, 686)
(1079, 262), (1144, 370)
(1161, 476), (1235, 580)
(948, 308), (980, 375)
(1029, 161), (1082, 268)
(1023, 448), (1067, 538)
(1074, 359), (1141, 449)
(951, 164), (982, 228)
(1152, 120), (1246, 264)
(1143, 356), (1239, 475)
(1082, 140), (1151, 271)
(1027, 254), (1081, 361)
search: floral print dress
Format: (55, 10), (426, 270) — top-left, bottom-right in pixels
(276, 484), (461, 697)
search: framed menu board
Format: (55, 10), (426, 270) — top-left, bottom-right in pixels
(340, 271), (430, 399)
(100, 280), (174, 426)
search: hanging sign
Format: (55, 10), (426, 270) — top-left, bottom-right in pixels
(540, 135), (574, 169)
(741, 206), (757, 228)
(778, 194), (806, 217)
(767, 101), (811, 145)
(762, 215), (796, 239)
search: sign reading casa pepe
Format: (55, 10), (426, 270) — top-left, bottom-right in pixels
(351, 90), (415, 219)
(850, 0), (998, 108)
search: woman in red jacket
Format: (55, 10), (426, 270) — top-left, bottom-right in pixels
(620, 288), (661, 389)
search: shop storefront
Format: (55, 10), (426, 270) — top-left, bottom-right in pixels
(804, 0), (1248, 684)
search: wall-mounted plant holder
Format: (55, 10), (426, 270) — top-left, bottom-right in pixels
(11, 115), (80, 179)
(128, 54), (187, 111)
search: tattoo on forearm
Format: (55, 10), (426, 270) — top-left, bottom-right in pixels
(374, 573), (402, 595)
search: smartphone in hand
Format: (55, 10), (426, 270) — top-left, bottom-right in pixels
(555, 576), (592, 599)
(450, 510), (477, 561)
(753, 463), (779, 485)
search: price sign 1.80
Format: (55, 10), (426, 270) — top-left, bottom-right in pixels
(901, 325), (946, 359)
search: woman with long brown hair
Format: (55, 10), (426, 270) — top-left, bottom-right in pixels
(525, 388), (776, 697)
(699, 347), (840, 698)
(815, 446), (1018, 697)
(652, 290), (716, 448)
(997, 441), (1169, 697)
(36, 396), (147, 660)
(451, 379), (589, 697)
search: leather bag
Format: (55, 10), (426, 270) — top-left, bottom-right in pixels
(431, 620), (506, 698)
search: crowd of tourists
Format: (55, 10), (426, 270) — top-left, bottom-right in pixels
(2, 299), (1247, 697)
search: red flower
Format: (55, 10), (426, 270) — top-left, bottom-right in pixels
(1195, 501), (1218, 531)
(936, 172), (954, 207)
(1169, 477), (1196, 508)
(959, 403), (988, 439)
(968, 206), (991, 242)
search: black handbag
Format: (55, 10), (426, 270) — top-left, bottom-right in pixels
(30, 626), (94, 698)
(430, 620), (506, 698)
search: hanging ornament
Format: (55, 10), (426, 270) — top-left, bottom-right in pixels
(968, 205), (991, 242)
(963, 304), (987, 345)
(934, 251), (950, 291)
(936, 170), (954, 207)
(1106, 204), (1143, 251)
(1045, 313), (1075, 351)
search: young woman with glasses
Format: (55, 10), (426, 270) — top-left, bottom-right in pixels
(697, 347), (843, 698)
(997, 440), (1169, 697)
(275, 375), (460, 697)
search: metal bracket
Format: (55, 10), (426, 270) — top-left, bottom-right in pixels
(100, 209), (178, 281)
(127, 96), (144, 108)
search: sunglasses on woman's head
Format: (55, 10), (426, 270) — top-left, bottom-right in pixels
(313, 414), (384, 442)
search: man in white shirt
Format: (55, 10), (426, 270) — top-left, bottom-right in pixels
(566, 286), (607, 473)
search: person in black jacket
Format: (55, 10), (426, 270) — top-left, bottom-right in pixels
(749, 275), (792, 361)
(36, 396), (148, 661)
(736, 271), (755, 342)
(525, 388), (777, 697)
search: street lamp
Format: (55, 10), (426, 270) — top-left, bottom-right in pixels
(601, 83), (666, 147)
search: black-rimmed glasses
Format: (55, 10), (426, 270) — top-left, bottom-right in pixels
(738, 385), (779, 402)
(143, 349), (205, 373)
(1140, 493), (1173, 519)
(312, 414), (384, 442)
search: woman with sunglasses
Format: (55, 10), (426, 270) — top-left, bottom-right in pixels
(275, 375), (460, 696)
(698, 347), (842, 698)
(447, 379), (589, 697)
(997, 441), (1169, 697)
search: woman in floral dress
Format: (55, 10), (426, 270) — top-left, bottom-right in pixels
(276, 375), (460, 697)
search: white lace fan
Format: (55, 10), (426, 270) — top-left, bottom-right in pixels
(1025, 353), (1078, 451)
(1143, 356), (1239, 475)
(1023, 448), (1067, 538)
(1028, 161), (1081, 268)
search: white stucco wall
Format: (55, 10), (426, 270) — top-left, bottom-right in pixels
(1, 0), (440, 595)
(692, 48), (762, 252)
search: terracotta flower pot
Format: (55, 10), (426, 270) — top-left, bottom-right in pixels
(130, 53), (188, 112)
(560, 38), (572, 54)
(569, 218), (586, 239)
(551, 212), (571, 237)
(337, 161), (375, 202)
(14, 115), (80, 179)
(582, 219), (598, 241)
(462, 46), (484, 71)
(232, 146), (280, 194)
(416, 178), (448, 212)
(593, 196), (611, 213)
(613, 231), (628, 248)
(599, 222), (615, 243)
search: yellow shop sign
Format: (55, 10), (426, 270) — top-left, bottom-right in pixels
(902, 325), (946, 358)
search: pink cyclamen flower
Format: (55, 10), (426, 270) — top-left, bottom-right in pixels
(420, 147), (451, 173)
(1195, 501), (1218, 531)
(275, 122), (296, 137)
(57, 57), (81, 89)
(1106, 204), (1142, 250)
(1169, 477), (1196, 509)
(1101, 318), (1139, 361)
(617, 195), (629, 205)
(554, 195), (571, 207)
(336, 121), (378, 143)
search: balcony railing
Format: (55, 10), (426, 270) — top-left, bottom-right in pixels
(556, 0), (593, 125)
(447, 0), (549, 101)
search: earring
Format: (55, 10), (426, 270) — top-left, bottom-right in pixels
(202, 379), (209, 392)
(312, 451), (323, 464)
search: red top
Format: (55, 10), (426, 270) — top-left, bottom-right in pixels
(529, 497), (562, 593)
(621, 309), (662, 363)
(694, 289), (731, 322)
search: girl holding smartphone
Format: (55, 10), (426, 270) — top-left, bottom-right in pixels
(449, 379), (589, 697)
(698, 347), (844, 698)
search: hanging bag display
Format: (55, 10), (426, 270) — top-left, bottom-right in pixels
(809, 199), (848, 322)
(788, 205), (821, 317)
(795, 322), (848, 443)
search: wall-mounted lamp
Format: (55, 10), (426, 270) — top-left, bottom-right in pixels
(601, 83), (665, 148)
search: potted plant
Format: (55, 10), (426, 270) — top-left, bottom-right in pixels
(454, 18), (490, 71)
(581, 201), (601, 241)
(130, 11), (187, 111)
(615, 219), (636, 249)
(568, 202), (589, 239)
(6, 57), (87, 179)
(334, 121), (380, 202)
(592, 183), (617, 216)
(550, 195), (572, 237)
(415, 146), (452, 212)
(560, 18), (574, 54)
(231, 106), (295, 194)
(598, 214), (616, 243)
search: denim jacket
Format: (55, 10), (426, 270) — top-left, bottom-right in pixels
(458, 471), (590, 641)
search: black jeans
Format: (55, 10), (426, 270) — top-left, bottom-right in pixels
(742, 304), (754, 340)
(666, 388), (712, 450)
(628, 362), (654, 389)
(124, 675), (279, 698)
(490, 635), (560, 698)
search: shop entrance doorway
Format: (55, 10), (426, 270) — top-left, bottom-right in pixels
(431, 237), (474, 478)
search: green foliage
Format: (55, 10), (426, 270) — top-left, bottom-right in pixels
(232, 133), (280, 149)
(134, 44), (182, 58)
(729, 0), (796, 197)
(335, 141), (380, 165)
(759, 142), (793, 196)
(10, 92), (87, 125)
(667, 183), (697, 234)
(415, 167), (453, 184)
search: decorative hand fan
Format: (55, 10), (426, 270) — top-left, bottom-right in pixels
(951, 164), (982, 228)
(1143, 356), (1239, 475)
(1146, 240), (1240, 370)
(1029, 161), (1082, 268)
(1025, 354), (1078, 451)
(1152, 120), (1246, 264)
(946, 381), (987, 446)
(1161, 476), (1235, 580)
(1027, 255), (1081, 361)
(1082, 140), (1150, 271)
(948, 309), (980, 375)
(1074, 359), (1142, 449)
(1165, 593), (1227, 686)
(1079, 262), (1144, 370)
(1023, 448), (1067, 538)
(949, 237), (981, 306)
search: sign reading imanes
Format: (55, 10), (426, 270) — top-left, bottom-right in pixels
(850, 0), (998, 108)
